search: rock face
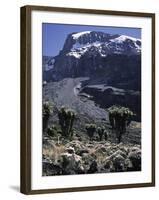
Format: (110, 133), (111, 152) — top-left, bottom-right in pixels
(62, 31), (141, 57)
(43, 31), (141, 87)
(81, 84), (141, 121)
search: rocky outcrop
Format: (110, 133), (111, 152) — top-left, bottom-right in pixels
(81, 84), (141, 121)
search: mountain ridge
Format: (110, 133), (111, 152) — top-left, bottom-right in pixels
(62, 31), (141, 58)
(43, 31), (141, 82)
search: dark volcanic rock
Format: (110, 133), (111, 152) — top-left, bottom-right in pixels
(81, 84), (141, 121)
(43, 31), (141, 86)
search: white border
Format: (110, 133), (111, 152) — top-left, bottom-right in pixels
(31, 10), (152, 190)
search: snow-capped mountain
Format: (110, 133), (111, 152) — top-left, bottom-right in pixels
(43, 31), (141, 91)
(64, 31), (141, 59)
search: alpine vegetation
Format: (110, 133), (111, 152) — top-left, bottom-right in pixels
(108, 105), (134, 143)
(58, 107), (76, 138)
(85, 124), (96, 140)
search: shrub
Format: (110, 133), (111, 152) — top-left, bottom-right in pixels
(58, 106), (76, 138)
(108, 105), (134, 143)
(47, 125), (57, 137)
(97, 127), (104, 141)
(97, 126), (108, 141)
(85, 124), (96, 140)
(42, 102), (53, 132)
(104, 130), (108, 141)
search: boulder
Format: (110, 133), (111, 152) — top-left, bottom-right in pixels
(112, 154), (125, 172)
(127, 148), (141, 171)
(42, 159), (63, 176)
(87, 160), (98, 174)
(103, 159), (114, 172)
(60, 153), (85, 174)
(103, 149), (127, 172)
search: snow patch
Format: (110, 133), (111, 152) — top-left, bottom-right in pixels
(44, 64), (54, 71)
(44, 58), (55, 71)
(110, 35), (141, 52)
(110, 35), (141, 43)
(68, 41), (102, 58)
(66, 52), (82, 59)
(49, 58), (55, 65)
(72, 41), (101, 50)
(72, 31), (91, 39)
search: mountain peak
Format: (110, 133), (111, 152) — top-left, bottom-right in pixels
(62, 32), (141, 59)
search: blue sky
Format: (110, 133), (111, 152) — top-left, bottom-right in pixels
(42, 23), (141, 57)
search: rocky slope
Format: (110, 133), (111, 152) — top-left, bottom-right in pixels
(43, 137), (141, 176)
(43, 78), (108, 134)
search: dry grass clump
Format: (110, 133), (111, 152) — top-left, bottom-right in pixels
(43, 143), (65, 162)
